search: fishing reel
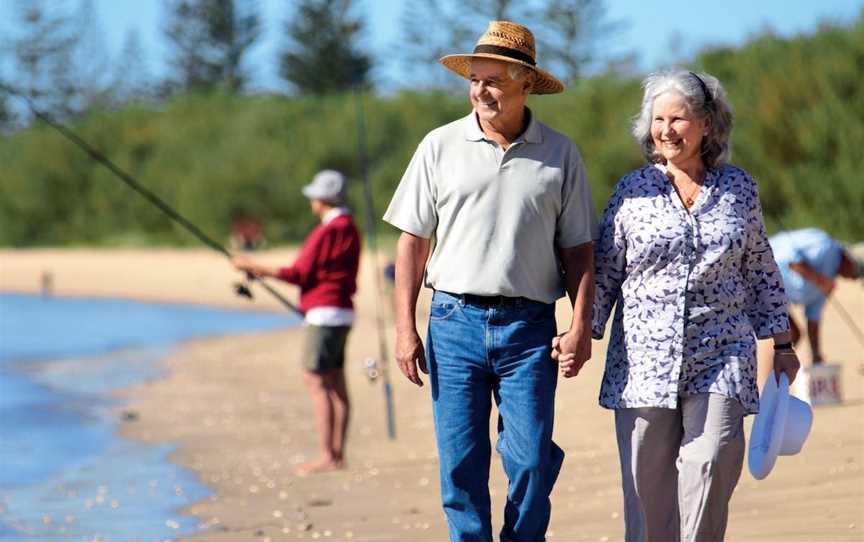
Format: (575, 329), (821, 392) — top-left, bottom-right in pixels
(233, 272), (255, 300)
(363, 357), (379, 382)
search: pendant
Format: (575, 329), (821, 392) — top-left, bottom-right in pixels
(686, 197), (694, 208)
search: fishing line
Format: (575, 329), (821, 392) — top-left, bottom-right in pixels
(0, 82), (301, 316)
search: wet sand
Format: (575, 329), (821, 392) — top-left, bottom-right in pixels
(2, 247), (862, 541)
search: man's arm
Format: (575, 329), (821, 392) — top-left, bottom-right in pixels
(394, 232), (432, 387)
(554, 242), (595, 378)
(231, 255), (279, 278)
(789, 261), (835, 296)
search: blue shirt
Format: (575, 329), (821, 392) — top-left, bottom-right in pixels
(769, 228), (843, 321)
(593, 164), (789, 414)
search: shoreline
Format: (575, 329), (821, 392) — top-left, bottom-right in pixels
(2, 248), (862, 540)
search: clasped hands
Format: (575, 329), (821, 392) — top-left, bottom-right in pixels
(551, 330), (591, 378)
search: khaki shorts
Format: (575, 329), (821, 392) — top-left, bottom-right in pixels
(302, 325), (351, 374)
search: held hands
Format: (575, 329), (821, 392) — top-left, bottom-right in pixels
(551, 330), (591, 378)
(395, 329), (428, 387)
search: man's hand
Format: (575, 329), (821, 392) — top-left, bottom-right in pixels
(552, 330), (591, 378)
(773, 349), (801, 384)
(231, 255), (253, 272)
(231, 255), (262, 276)
(395, 329), (428, 387)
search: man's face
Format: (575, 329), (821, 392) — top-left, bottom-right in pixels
(469, 58), (530, 126)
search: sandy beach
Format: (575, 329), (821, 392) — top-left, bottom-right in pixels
(2, 247), (862, 541)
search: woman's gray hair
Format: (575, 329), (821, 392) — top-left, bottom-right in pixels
(631, 69), (734, 169)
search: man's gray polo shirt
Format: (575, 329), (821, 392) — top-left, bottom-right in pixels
(383, 110), (597, 304)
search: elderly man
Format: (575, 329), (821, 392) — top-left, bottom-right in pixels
(383, 21), (597, 542)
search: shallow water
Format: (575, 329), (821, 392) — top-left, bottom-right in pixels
(0, 293), (299, 540)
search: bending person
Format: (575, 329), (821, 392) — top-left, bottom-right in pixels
(769, 227), (860, 364)
(232, 170), (361, 475)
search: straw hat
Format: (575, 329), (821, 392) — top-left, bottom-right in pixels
(439, 21), (564, 95)
(748, 373), (814, 480)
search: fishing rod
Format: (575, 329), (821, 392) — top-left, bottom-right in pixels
(0, 82), (301, 316)
(354, 86), (397, 440)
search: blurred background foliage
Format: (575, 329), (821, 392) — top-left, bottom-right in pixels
(0, 2), (861, 247)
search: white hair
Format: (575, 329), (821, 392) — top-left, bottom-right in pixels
(507, 63), (532, 81)
(631, 69), (734, 169)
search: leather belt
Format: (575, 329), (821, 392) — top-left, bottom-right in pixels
(448, 292), (532, 306)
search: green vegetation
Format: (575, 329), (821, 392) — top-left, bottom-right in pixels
(1, 17), (861, 247)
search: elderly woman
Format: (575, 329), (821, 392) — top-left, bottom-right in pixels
(567, 70), (801, 541)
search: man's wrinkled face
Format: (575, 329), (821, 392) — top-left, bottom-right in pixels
(469, 58), (530, 126)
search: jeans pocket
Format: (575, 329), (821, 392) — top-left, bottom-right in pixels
(430, 301), (460, 321)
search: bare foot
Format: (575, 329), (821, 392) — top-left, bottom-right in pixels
(295, 457), (344, 476)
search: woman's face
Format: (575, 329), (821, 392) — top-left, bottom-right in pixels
(650, 91), (708, 168)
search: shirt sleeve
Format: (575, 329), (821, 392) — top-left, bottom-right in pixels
(278, 226), (328, 288)
(591, 181), (628, 339)
(740, 175), (790, 338)
(556, 149), (599, 248)
(382, 136), (438, 238)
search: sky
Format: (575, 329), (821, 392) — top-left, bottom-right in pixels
(4, 0), (864, 92)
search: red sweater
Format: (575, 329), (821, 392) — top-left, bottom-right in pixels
(277, 214), (361, 314)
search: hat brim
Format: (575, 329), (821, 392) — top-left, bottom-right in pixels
(439, 54), (564, 95)
(748, 373), (791, 480)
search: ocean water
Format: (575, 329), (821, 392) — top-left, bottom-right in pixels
(0, 293), (300, 541)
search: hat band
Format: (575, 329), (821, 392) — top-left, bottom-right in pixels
(472, 44), (535, 66)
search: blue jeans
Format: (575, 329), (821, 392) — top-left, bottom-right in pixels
(427, 291), (564, 542)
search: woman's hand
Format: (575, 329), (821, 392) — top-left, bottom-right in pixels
(773, 348), (801, 385)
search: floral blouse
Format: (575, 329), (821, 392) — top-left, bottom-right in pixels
(592, 164), (789, 414)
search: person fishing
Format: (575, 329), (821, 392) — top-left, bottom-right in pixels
(232, 169), (361, 475)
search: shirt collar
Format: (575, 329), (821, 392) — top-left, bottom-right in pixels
(651, 163), (719, 187)
(322, 207), (349, 224)
(463, 107), (542, 144)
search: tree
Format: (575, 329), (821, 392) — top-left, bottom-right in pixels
(0, 94), (14, 131)
(532, 0), (624, 83)
(73, 0), (116, 112)
(6, 0), (81, 120)
(163, 0), (261, 93)
(397, 0), (623, 88)
(278, 0), (372, 94)
(111, 29), (155, 105)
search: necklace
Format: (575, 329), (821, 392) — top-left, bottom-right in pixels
(679, 182), (702, 208)
(664, 166), (705, 209)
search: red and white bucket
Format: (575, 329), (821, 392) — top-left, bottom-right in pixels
(793, 364), (843, 406)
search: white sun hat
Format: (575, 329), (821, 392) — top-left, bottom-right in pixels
(748, 373), (814, 480)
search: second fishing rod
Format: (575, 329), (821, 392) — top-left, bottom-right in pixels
(0, 82), (301, 316)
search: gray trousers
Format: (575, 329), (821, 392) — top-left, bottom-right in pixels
(615, 393), (746, 542)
